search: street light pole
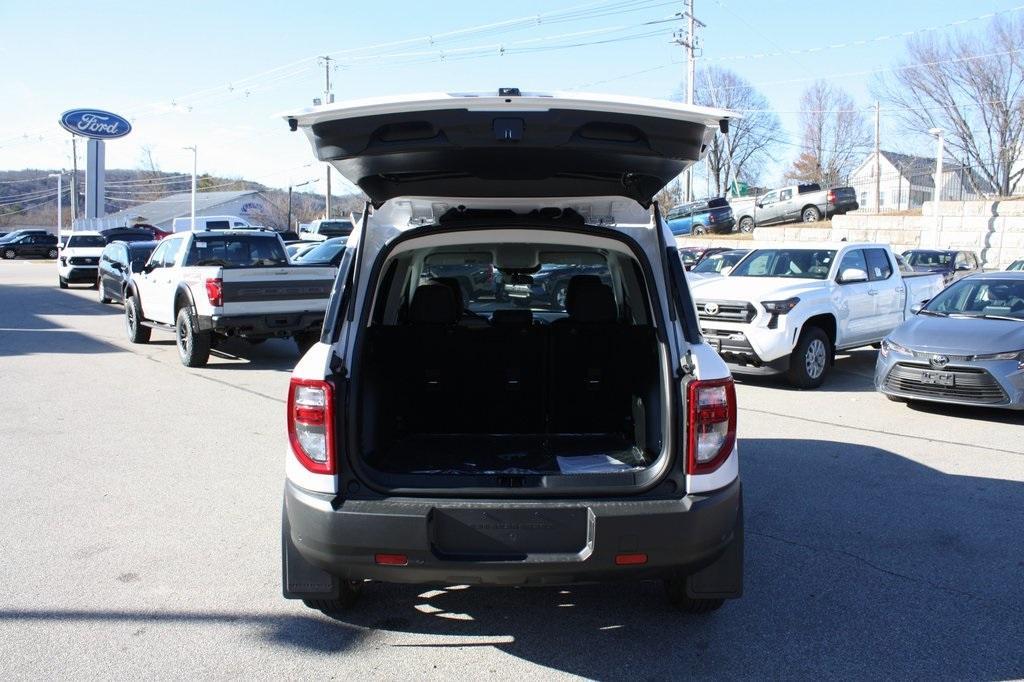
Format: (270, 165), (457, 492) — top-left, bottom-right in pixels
(929, 128), (944, 219)
(48, 172), (64, 251)
(183, 146), (197, 230)
(287, 179), (313, 232)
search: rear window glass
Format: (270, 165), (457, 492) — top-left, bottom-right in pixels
(67, 235), (106, 248)
(420, 251), (611, 314)
(316, 221), (353, 237)
(129, 246), (156, 271)
(706, 197), (729, 208)
(184, 235), (288, 267)
(293, 239), (345, 264)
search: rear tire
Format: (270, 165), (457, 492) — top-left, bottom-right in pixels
(3, 248), (16, 260)
(787, 327), (830, 389)
(124, 295), (151, 343)
(302, 580), (363, 614)
(664, 576), (725, 614)
(802, 206), (821, 222)
(98, 280), (112, 304)
(692, 224), (708, 236)
(47, 248), (58, 259)
(176, 307), (211, 367)
(738, 217), (755, 233)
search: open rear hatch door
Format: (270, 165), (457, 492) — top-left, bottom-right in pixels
(282, 90), (734, 207)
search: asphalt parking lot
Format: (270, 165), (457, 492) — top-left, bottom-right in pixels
(1, 258), (1022, 679)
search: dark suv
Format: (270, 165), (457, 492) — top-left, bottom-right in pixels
(666, 198), (735, 235)
(0, 232), (58, 259)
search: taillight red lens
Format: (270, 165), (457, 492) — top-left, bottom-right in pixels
(827, 190), (836, 203)
(686, 378), (737, 475)
(287, 378), (335, 475)
(205, 278), (223, 307)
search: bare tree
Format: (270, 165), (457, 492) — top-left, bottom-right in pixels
(785, 81), (872, 187)
(875, 18), (1024, 196)
(696, 67), (783, 195)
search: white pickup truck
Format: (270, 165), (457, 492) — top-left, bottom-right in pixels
(123, 230), (337, 367)
(689, 242), (945, 387)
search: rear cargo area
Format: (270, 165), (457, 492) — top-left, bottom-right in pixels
(358, 289), (664, 479)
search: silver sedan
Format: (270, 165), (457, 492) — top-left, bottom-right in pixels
(875, 272), (1024, 409)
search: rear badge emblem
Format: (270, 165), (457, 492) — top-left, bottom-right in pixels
(704, 302), (719, 316)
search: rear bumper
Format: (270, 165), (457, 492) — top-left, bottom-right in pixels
(283, 477), (743, 590)
(709, 217), (736, 234)
(827, 201), (858, 217)
(198, 312), (325, 337)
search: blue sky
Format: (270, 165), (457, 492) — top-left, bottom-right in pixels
(1, 0), (1020, 199)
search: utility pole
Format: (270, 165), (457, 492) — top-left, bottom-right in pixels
(287, 179), (313, 232)
(874, 101), (880, 213)
(48, 172), (64, 248)
(319, 56), (335, 219)
(183, 146), (197, 230)
(674, 0), (704, 202)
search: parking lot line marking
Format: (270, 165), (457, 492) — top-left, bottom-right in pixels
(740, 406), (1024, 457)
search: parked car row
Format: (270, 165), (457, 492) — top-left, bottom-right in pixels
(667, 182), (860, 236)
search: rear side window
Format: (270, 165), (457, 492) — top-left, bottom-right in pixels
(865, 249), (893, 281)
(184, 235), (288, 267)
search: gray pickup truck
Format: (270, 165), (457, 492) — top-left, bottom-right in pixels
(732, 183), (858, 232)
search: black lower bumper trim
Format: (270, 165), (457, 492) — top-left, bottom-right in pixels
(65, 268), (98, 283)
(283, 478), (743, 591)
(199, 312), (324, 337)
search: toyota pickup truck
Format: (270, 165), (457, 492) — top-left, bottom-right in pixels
(689, 242), (945, 387)
(732, 183), (858, 233)
(123, 230), (336, 367)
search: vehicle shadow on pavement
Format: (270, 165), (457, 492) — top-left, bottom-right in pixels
(901, 400), (1024, 425)
(202, 337), (302, 372)
(0, 609), (368, 654)
(291, 437), (1024, 679)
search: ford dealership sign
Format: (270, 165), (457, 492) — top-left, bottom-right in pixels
(59, 109), (132, 140)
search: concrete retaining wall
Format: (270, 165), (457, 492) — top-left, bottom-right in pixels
(832, 200), (1024, 268)
(677, 200), (1024, 268)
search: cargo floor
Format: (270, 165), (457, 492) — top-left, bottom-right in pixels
(370, 433), (650, 475)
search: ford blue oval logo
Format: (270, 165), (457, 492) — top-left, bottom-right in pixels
(59, 109), (132, 140)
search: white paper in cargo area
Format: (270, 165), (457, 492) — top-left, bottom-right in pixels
(556, 454), (642, 474)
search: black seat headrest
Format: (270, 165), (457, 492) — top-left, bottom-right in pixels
(410, 284), (458, 325)
(491, 309), (533, 327)
(565, 275), (617, 323)
(430, 277), (465, 318)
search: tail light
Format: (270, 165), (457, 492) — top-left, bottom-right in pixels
(205, 277), (223, 307)
(287, 378), (335, 475)
(686, 378), (737, 475)
(709, 213), (717, 223)
(827, 190), (836, 203)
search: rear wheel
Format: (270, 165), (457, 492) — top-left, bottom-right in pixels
(98, 279), (112, 304)
(802, 206), (821, 222)
(302, 581), (363, 614)
(692, 224), (708, 236)
(3, 248), (16, 260)
(176, 307), (211, 367)
(124, 295), (151, 343)
(787, 327), (830, 389)
(738, 217), (754, 233)
(664, 576), (725, 614)
(47, 248), (58, 259)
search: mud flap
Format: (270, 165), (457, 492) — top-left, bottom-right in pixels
(687, 492), (744, 599)
(281, 503), (341, 600)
